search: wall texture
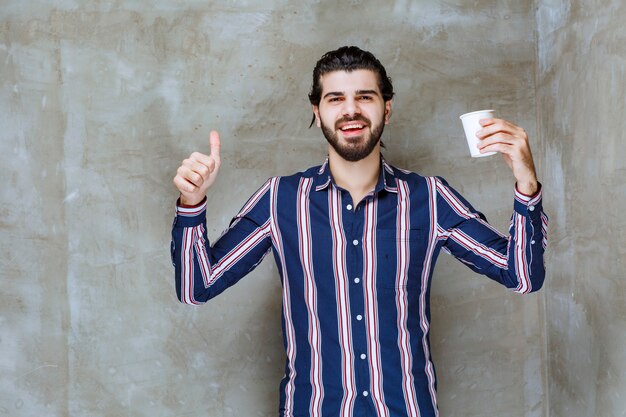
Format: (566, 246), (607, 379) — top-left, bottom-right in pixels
(536, 1), (626, 416)
(1, 1), (544, 416)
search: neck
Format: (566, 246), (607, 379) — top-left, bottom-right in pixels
(328, 145), (381, 205)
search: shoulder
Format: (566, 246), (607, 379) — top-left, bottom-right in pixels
(273, 164), (324, 187)
(383, 160), (429, 186)
(383, 160), (453, 194)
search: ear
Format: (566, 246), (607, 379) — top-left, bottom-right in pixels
(384, 100), (393, 125)
(312, 105), (321, 128)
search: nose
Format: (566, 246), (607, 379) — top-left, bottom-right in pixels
(341, 96), (360, 118)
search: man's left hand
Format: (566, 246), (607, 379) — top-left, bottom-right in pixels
(476, 118), (538, 195)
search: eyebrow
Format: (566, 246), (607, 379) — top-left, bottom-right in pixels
(322, 89), (380, 99)
(356, 89), (379, 96)
(322, 91), (343, 99)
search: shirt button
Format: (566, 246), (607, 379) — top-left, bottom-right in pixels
(360, 353), (366, 360)
(363, 391), (369, 397)
(352, 239), (359, 246)
(531, 240), (536, 245)
(529, 205), (535, 212)
(354, 277), (360, 284)
(346, 204), (353, 211)
(356, 314), (363, 321)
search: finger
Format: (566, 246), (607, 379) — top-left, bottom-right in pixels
(477, 133), (516, 149)
(188, 152), (213, 167)
(480, 137), (531, 163)
(183, 158), (215, 179)
(477, 121), (503, 139)
(479, 142), (514, 156)
(209, 130), (221, 160)
(479, 117), (514, 127)
(478, 118), (525, 136)
(173, 174), (198, 194)
(178, 164), (207, 187)
(479, 117), (497, 127)
(477, 120), (515, 139)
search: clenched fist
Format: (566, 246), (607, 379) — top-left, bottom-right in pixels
(173, 130), (221, 206)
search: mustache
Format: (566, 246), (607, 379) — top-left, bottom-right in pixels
(334, 115), (371, 129)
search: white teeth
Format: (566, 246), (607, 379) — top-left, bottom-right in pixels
(340, 124), (364, 130)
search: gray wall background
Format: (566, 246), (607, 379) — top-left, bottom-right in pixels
(536, 1), (626, 416)
(0, 1), (623, 416)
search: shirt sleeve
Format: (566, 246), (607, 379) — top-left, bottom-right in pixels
(435, 177), (548, 294)
(170, 179), (274, 304)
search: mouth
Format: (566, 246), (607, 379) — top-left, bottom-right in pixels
(337, 122), (367, 137)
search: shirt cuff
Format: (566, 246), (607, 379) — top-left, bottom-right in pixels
(513, 183), (543, 218)
(173, 197), (207, 227)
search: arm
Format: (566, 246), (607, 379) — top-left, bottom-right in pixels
(436, 178), (547, 293)
(437, 117), (547, 293)
(170, 131), (273, 304)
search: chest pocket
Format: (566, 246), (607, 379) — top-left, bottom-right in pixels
(376, 228), (428, 289)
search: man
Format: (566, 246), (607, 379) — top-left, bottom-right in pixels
(171, 46), (547, 417)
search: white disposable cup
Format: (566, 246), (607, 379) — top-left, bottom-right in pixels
(459, 109), (497, 158)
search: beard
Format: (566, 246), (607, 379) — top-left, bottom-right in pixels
(320, 114), (385, 162)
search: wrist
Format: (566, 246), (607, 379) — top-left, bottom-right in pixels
(178, 195), (206, 208)
(515, 180), (539, 197)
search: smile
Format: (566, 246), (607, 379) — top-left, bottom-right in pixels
(339, 123), (366, 131)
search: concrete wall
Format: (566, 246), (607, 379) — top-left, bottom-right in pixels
(1, 1), (545, 416)
(536, 1), (626, 416)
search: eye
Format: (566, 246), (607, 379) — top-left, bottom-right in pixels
(358, 95), (373, 101)
(328, 97), (343, 103)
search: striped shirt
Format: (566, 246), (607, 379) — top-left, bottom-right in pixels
(170, 158), (548, 417)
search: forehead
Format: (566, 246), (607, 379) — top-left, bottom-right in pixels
(319, 69), (381, 94)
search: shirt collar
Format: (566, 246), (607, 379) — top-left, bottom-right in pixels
(313, 156), (399, 194)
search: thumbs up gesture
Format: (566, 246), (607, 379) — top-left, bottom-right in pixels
(173, 131), (222, 206)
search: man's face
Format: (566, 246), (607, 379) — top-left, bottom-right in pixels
(313, 69), (392, 162)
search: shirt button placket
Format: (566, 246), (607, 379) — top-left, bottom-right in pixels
(345, 192), (368, 405)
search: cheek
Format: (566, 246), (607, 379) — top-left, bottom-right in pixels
(318, 110), (336, 128)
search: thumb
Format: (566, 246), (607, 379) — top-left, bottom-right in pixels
(209, 130), (221, 160)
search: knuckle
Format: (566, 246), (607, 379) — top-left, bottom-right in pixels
(173, 176), (186, 190)
(198, 165), (209, 177)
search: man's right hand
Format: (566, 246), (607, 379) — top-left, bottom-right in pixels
(173, 130), (221, 206)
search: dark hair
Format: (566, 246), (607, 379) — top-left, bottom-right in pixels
(308, 46), (395, 127)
